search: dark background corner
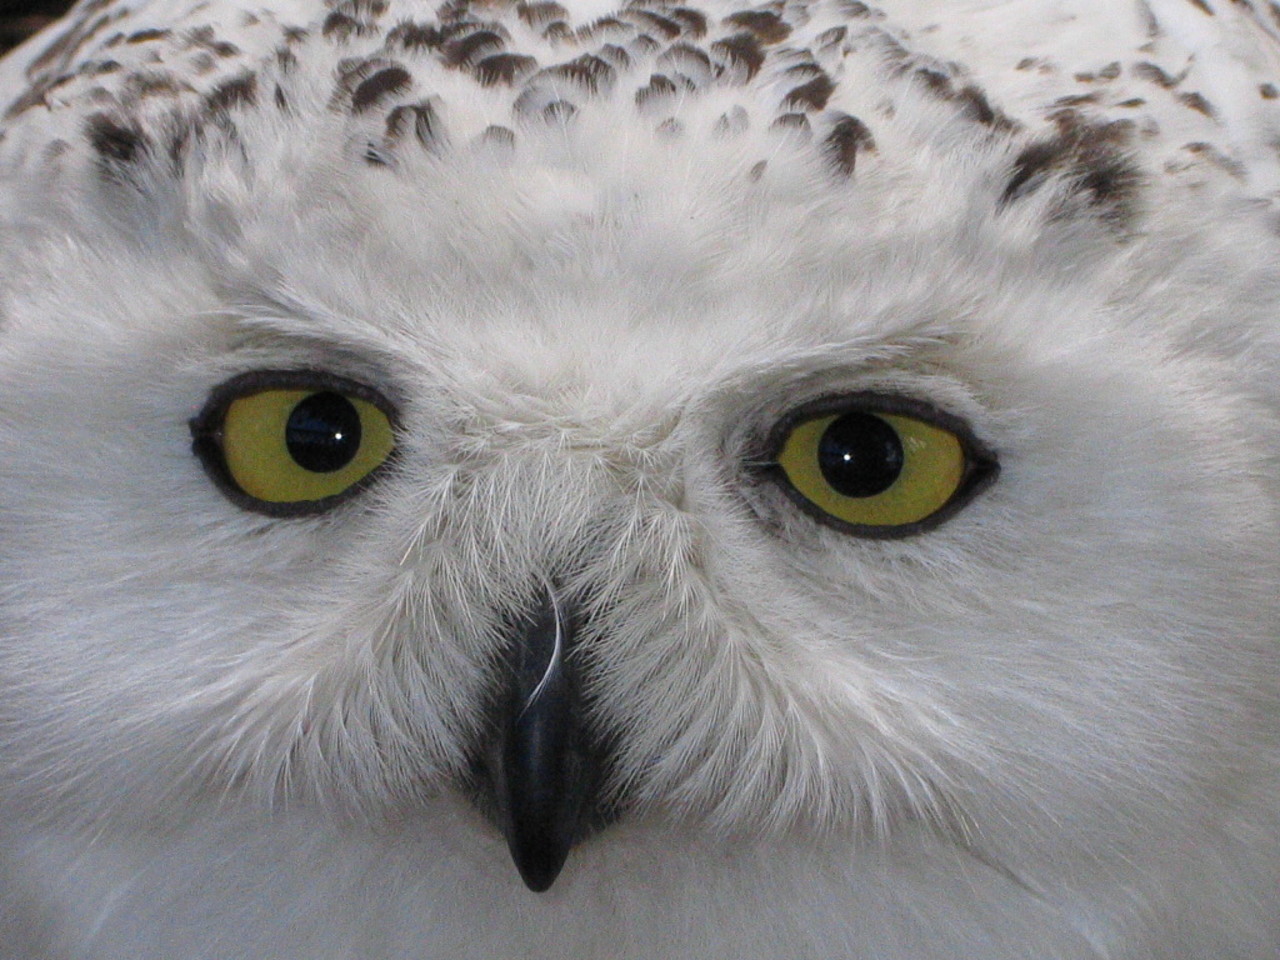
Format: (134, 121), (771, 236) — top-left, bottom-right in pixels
(1, 1), (77, 58)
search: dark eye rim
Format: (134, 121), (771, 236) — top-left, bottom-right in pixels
(757, 391), (1000, 540)
(189, 369), (400, 518)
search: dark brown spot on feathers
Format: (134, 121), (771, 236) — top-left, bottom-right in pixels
(1182, 141), (1246, 176)
(783, 62), (824, 80)
(352, 66), (412, 112)
(517, 1), (569, 26)
(443, 30), (505, 67)
(658, 42), (713, 80)
(336, 58), (395, 100)
(955, 85), (1010, 126)
(1055, 92), (1101, 106)
(625, 9), (683, 39)
(322, 11), (361, 40)
(1133, 61), (1180, 88)
(1186, 0), (1214, 14)
(771, 112), (810, 133)
(86, 112), (149, 164)
(542, 99), (577, 123)
(206, 73), (257, 112)
(126, 28), (171, 44)
(913, 68), (1014, 130)
(186, 25), (239, 57)
(385, 101), (443, 148)
(816, 25), (847, 49)
(126, 72), (188, 99)
(630, 34), (661, 56)
(1178, 91), (1215, 116)
(635, 73), (679, 106)
(723, 10), (791, 43)
(784, 74), (836, 111)
(1002, 113), (1141, 225)
(1261, 83), (1279, 99)
(387, 22), (444, 50)
(575, 16), (630, 40)
(670, 8), (709, 37)
(910, 66), (946, 90)
(436, 0), (472, 24)
(712, 33), (766, 81)
(872, 32), (909, 64)
(824, 112), (875, 176)
(438, 18), (507, 42)
(475, 53), (537, 85)
(329, 0), (388, 25)
(1117, 97), (1146, 107)
(597, 44), (632, 68)
(479, 124), (516, 149)
(544, 54), (615, 93)
(189, 51), (218, 73)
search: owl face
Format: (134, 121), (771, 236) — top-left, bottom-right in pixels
(1, 88), (1277, 899)
(0, 2), (1278, 946)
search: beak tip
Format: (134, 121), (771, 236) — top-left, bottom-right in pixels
(511, 839), (570, 892)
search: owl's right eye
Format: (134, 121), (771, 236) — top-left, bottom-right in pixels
(190, 371), (397, 516)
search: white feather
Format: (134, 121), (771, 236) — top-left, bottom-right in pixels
(0, 1), (1277, 957)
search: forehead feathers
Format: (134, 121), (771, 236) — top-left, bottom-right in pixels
(0, 0), (1158, 388)
(0, 0), (1149, 239)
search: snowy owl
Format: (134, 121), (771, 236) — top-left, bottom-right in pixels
(0, 0), (1278, 956)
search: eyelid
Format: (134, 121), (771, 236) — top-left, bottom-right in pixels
(763, 392), (990, 459)
(192, 369), (400, 428)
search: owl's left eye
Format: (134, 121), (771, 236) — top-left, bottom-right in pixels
(190, 371), (397, 516)
(764, 395), (998, 537)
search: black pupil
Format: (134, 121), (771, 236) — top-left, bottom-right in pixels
(817, 412), (904, 498)
(285, 392), (362, 473)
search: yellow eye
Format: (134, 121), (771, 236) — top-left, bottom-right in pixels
(191, 372), (397, 515)
(771, 400), (996, 536)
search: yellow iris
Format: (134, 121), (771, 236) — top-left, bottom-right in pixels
(775, 411), (967, 530)
(220, 388), (395, 505)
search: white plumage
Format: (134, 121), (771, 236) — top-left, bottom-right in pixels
(0, 0), (1278, 957)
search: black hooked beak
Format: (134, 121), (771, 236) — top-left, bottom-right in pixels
(485, 588), (598, 892)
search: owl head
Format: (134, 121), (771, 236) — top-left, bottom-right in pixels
(0, 0), (1277, 931)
